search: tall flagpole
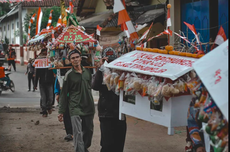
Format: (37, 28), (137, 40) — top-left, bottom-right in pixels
(19, 2), (24, 65)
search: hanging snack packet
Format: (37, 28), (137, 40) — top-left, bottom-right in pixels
(124, 73), (131, 92)
(185, 77), (201, 95)
(118, 72), (125, 90)
(147, 79), (158, 97)
(132, 77), (142, 92)
(154, 81), (165, 97)
(115, 84), (120, 95)
(141, 79), (148, 97)
(110, 72), (119, 90)
(170, 84), (180, 95)
(103, 68), (112, 90)
(161, 84), (172, 97)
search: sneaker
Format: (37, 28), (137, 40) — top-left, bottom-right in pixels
(32, 89), (35, 92)
(64, 134), (73, 141)
(28, 89), (31, 92)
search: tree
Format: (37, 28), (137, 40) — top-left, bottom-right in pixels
(24, 6), (61, 40)
(0, 2), (10, 17)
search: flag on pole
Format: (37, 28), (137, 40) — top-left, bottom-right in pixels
(184, 21), (203, 51)
(36, 7), (43, 35)
(46, 10), (53, 30)
(52, 30), (55, 42)
(69, 0), (74, 14)
(164, 7), (172, 36)
(114, 1), (138, 41)
(214, 26), (227, 45)
(167, 7), (171, 28)
(96, 25), (102, 36)
(28, 13), (36, 41)
(183, 22), (200, 44)
(56, 15), (62, 27)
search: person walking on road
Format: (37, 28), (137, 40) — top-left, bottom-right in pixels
(6, 47), (16, 71)
(54, 76), (73, 141)
(25, 58), (35, 92)
(34, 49), (55, 117)
(58, 49), (95, 152)
(91, 55), (127, 152)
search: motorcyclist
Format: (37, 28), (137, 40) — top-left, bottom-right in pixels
(0, 62), (10, 89)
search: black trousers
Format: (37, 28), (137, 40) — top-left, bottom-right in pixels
(27, 72), (34, 90)
(8, 60), (16, 71)
(63, 107), (72, 135)
(99, 117), (127, 152)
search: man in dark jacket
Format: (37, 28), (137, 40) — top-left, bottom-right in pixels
(34, 68), (55, 117)
(91, 55), (127, 152)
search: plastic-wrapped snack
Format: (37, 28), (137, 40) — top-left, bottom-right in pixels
(132, 77), (142, 92)
(208, 111), (221, 133)
(125, 77), (135, 95)
(185, 77), (201, 95)
(110, 72), (119, 90)
(154, 81), (164, 97)
(124, 73), (131, 91)
(113, 73), (120, 86)
(197, 106), (209, 123)
(147, 77), (158, 97)
(170, 84), (180, 95)
(190, 70), (197, 79)
(118, 72), (125, 90)
(103, 68), (112, 90)
(115, 84), (120, 95)
(141, 80), (148, 97)
(161, 84), (172, 97)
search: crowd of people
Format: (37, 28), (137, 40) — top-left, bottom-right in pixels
(1, 45), (209, 152)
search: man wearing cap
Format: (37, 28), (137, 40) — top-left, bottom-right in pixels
(58, 49), (95, 152)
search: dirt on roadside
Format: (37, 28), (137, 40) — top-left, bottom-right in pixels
(0, 107), (187, 152)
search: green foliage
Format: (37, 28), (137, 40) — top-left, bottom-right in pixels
(0, 2), (10, 17)
(24, 6), (61, 39)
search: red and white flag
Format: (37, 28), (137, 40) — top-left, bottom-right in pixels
(164, 7), (172, 36)
(114, 0), (138, 40)
(46, 10), (53, 30)
(214, 26), (227, 45)
(183, 22), (200, 44)
(36, 7), (43, 35)
(139, 22), (153, 42)
(69, 0), (74, 14)
(96, 25), (102, 36)
(56, 15), (62, 27)
(28, 13), (36, 41)
(121, 22), (130, 38)
(167, 8), (171, 28)
(52, 30), (55, 42)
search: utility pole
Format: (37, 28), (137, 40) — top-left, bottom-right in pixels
(18, 2), (24, 65)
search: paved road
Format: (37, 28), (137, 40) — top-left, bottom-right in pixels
(0, 63), (99, 108)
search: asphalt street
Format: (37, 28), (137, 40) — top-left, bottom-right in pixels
(0, 63), (99, 108)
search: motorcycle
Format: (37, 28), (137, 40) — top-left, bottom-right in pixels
(0, 72), (15, 95)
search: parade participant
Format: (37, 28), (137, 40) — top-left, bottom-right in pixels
(54, 75), (73, 142)
(25, 58), (35, 92)
(34, 48), (55, 117)
(6, 47), (16, 71)
(0, 62), (10, 88)
(58, 49), (95, 152)
(91, 53), (127, 152)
